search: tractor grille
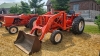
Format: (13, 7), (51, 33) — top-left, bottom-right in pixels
(39, 16), (48, 27)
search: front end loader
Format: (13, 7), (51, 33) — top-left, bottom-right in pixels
(14, 11), (85, 55)
(14, 31), (41, 54)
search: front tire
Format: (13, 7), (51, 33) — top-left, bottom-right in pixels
(72, 16), (85, 34)
(34, 29), (42, 36)
(8, 26), (18, 34)
(0, 22), (2, 27)
(50, 30), (63, 44)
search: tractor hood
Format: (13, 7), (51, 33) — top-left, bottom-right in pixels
(4, 15), (19, 18)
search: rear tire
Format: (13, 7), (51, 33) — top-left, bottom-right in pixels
(50, 30), (63, 44)
(29, 17), (37, 29)
(8, 26), (18, 34)
(72, 16), (85, 34)
(0, 22), (2, 27)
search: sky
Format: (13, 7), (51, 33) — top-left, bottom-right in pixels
(0, 0), (48, 9)
(0, 0), (48, 4)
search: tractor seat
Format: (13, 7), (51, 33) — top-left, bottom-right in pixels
(67, 10), (75, 18)
(67, 10), (75, 15)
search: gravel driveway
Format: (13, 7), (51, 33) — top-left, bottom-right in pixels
(85, 22), (97, 25)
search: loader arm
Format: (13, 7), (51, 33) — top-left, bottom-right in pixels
(30, 11), (67, 40)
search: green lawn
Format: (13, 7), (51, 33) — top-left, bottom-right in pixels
(84, 25), (100, 34)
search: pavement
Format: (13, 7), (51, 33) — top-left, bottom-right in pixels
(85, 22), (97, 26)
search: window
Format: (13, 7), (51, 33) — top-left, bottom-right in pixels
(73, 4), (79, 11)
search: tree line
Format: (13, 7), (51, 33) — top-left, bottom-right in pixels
(10, 0), (100, 15)
(10, 0), (70, 14)
(10, 0), (46, 15)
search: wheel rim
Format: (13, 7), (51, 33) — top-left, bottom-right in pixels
(0, 23), (2, 27)
(10, 27), (17, 33)
(79, 21), (84, 31)
(55, 33), (61, 42)
(36, 29), (42, 36)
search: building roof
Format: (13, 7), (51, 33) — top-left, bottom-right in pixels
(0, 2), (21, 8)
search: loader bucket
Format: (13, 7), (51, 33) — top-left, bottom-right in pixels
(14, 31), (41, 55)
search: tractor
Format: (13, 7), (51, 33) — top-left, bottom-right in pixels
(3, 14), (38, 34)
(14, 11), (85, 55)
(0, 14), (17, 27)
(0, 14), (4, 27)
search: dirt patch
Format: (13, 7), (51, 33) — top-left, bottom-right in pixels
(0, 26), (100, 56)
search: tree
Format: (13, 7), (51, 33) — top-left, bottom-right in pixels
(20, 1), (31, 14)
(10, 4), (20, 14)
(95, 15), (100, 30)
(29, 0), (45, 14)
(10, 1), (31, 14)
(36, 7), (46, 15)
(51, 0), (70, 12)
(96, 0), (100, 4)
(95, 0), (100, 30)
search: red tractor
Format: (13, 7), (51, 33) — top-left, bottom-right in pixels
(0, 14), (17, 27)
(3, 14), (38, 34)
(0, 14), (4, 27)
(14, 11), (85, 55)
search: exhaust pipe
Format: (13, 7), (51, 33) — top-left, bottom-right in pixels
(14, 31), (41, 55)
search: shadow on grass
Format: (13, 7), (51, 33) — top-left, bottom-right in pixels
(2, 27), (31, 36)
(42, 31), (75, 52)
(74, 32), (91, 40)
(2, 32), (17, 37)
(0, 27), (2, 29)
(42, 31), (91, 52)
(31, 51), (42, 56)
(23, 28), (31, 32)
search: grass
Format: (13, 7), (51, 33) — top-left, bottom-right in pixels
(84, 25), (100, 34)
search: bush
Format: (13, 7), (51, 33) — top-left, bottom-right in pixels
(95, 15), (100, 30)
(51, 0), (69, 12)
